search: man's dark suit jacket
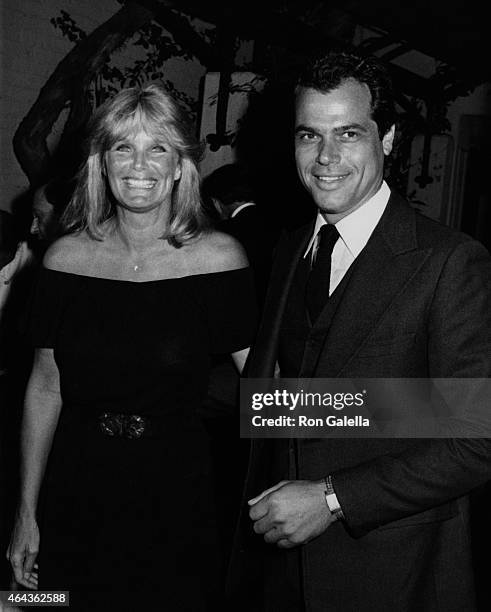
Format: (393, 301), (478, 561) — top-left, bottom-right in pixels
(231, 192), (491, 612)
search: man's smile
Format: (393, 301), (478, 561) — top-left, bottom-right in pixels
(313, 173), (350, 184)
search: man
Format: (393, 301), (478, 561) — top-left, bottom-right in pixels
(203, 162), (279, 304)
(1, 180), (69, 591)
(201, 163), (276, 561)
(234, 51), (491, 611)
(0, 181), (66, 331)
(30, 179), (72, 251)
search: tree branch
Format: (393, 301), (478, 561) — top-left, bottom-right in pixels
(135, 0), (215, 66)
(13, 1), (155, 184)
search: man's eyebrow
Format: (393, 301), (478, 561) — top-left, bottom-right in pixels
(295, 122), (371, 135)
(295, 124), (316, 134)
(334, 123), (369, 133)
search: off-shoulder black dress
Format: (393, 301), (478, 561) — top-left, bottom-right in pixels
(29, 267), (256, 611)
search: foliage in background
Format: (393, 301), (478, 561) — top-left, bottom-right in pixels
(51, 8), (199, 120)
(35, 2), (467, 203)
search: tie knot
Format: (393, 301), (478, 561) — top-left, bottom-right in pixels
(317, 223), (339, 245)
(311, 223), (339, 271)
(314, 224), (339, 259)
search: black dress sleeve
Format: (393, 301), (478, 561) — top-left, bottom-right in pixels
(205, 267), (258, 354)
(27, 268), (72, 348)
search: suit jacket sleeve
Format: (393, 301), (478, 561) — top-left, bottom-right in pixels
(332, 238), (491, 536)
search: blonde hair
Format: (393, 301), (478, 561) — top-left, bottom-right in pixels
(61, 83), (206, 246)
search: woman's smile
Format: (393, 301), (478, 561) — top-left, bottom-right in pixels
(122, 177), (158, 189)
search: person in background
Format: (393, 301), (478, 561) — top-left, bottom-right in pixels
(7, 83), (256, 611)
(29, 179), (74, 255)
(202, 162), (278, 306)
(0, 212), (31, 322)
(0, 209), (32, 593)
(1, 176), (70, 319)
(1, 180), (73, 593)
(0, 206), (33, 420)
(202, 162), (281, 559)
(0, 211), (17, 290)
(0, 210), (20, 564)
(201, 163), (274, 565)
(1, 178), (71, 400)
(232, 50), (491, 612)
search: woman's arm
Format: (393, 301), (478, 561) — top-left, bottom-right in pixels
(7, 348), (62, 589)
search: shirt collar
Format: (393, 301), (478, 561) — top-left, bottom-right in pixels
(230, 201), (256, 218)
(304, 181), (391, 258)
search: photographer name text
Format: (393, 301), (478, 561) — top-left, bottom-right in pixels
(251, 414), (370, 428)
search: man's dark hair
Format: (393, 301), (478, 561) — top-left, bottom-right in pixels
(296, 51), (396, 139)
(202, 163), (255, 207)
(43, 177), (76, 213)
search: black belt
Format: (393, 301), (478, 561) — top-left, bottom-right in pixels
(98, 412), (153, 439)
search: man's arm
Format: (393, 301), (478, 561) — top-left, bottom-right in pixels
(333, 239), (491, 536)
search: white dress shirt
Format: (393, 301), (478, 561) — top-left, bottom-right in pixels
(0, 241), (33, 311)
(304, 181), (391, 295)
(230, 201), (256, 218)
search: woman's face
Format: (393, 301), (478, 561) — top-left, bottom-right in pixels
(104, 129), (182, 214)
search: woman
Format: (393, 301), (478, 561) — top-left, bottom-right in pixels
(7, 84), (255, 610)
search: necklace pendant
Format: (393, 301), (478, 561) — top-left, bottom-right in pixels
(134, 264), (139, 272)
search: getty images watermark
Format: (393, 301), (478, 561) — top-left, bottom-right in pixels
(240, 379), (491, 438)
(250, 388), (368, 427)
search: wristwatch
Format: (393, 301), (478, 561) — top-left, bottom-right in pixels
(324, 475), (345, 521)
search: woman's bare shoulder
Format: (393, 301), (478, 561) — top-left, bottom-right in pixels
(194, 230), (249, 273)
(43, 232), (97, 274)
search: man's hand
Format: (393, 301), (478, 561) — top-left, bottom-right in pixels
(248, 479), (336, 548)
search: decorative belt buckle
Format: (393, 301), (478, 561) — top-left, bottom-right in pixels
(99, 412), (123, 437)
(99, 413), (146, 439)
(124, 414), (146, 439)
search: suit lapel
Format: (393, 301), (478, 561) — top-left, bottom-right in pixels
(304, 195), (432, 377)
(247, 222), (313, 377)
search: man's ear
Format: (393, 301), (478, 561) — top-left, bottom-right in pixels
(382, 124), (395, 156)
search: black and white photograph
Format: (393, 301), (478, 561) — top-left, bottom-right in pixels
(1, 1), (490, 610)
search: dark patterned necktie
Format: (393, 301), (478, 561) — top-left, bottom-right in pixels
(306, 224), (339, 323)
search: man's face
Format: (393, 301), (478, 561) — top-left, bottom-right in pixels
(294, 79), (394, 222)
(31, 188), (55, 241)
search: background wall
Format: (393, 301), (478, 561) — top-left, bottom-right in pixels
(0, 0), (209, 212)
(354, 25), (491, 229)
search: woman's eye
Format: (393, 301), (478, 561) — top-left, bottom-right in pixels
(151, 145), (166, 153)
(115, 144), (131, 152)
